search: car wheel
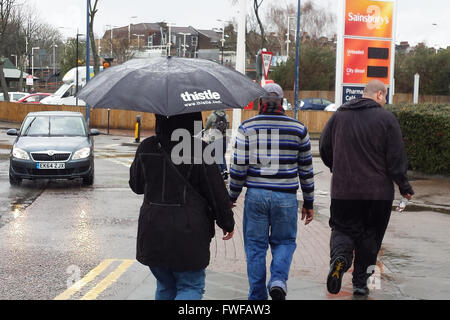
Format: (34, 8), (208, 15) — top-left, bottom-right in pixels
(82, 173), (94, 186)
(9, 172), (22, 186)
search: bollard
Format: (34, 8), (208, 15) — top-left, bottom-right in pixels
(135, 115), (141, 143)
(107, 108), (111, 135)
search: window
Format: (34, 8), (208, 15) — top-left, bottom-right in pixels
(148, 35), (153, 47)
(161, 32), (167, 45)
(20, 116), (86, 136)
(191, 36), (198, 47)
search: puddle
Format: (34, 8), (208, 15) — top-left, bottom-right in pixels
(0, 188), (45, 229)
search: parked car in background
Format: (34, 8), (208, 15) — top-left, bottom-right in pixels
(17, 93), (51, 104)
(0, 92), (28, 102)
(299, 98), (334, 111)
(324, 103), (339, 112)
(282, 98), (293, 110)
(7, 111), (100, 186)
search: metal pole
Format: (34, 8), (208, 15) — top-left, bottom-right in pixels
(293, 0), (301, 120)
(233, 0), (246, 140)
(413, 73), (420, 104)
(53, 45), (56, 75)
(76, 32), (79, 106)
(286, 17), (290, 56)
(168, 25), (172, 56)
(86, 0), (91, 127)
(107, 108), (110, 135)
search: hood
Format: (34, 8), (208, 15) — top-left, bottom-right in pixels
(155, 112), (203, 137)
(339, 98), (381, 111)
(15, 136), (90, 153)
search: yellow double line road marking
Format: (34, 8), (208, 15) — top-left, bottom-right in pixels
(54, 259), (135, 300)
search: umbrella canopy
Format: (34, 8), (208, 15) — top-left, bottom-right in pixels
(78, 57), (266, 116)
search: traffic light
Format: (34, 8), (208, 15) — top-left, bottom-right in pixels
(103, 58), (114, 69)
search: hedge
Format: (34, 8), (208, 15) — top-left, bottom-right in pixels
(387, 104), (450, 175)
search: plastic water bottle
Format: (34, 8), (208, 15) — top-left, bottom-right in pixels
(396, 197), (408, 213)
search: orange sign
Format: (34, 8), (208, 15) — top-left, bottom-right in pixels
(345, 0), (394, 39)
(343, 38), (391, 85)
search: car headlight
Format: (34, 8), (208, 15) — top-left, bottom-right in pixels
(72, 147), (91, 160)
(12, 147), (30, 160)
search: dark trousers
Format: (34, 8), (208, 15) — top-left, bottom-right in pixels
(329, 199), (393, 287)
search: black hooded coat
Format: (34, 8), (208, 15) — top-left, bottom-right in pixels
(129, 112), (234, 271)
(319, 98), (414, 200)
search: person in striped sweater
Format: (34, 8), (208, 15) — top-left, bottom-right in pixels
(229, 83), (314, 300)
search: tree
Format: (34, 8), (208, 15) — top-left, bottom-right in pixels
(253, 0), (265, 49)
(270, 39), (335, 92)
(89, 0), (100, 76)
(394, 46), (450, 95)
(0, 0), (18, 100)
(59, 38), (86, 77)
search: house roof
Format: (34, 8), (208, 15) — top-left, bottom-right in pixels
(170, 26), (198, 35)
(2, 58), (34, 79)
(197, 29), (221, 43)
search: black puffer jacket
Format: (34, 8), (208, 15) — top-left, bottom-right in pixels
(129, 113), (234, 271)
(319, 98), (414, 200)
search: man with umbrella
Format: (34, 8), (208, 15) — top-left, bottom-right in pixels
(78, 57), (266, 300)
(129, 112), (235, 300)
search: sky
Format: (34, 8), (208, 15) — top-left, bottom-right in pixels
(26, 0), (450, 49)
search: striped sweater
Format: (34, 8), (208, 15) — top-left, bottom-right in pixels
(228, 114), (314, 209)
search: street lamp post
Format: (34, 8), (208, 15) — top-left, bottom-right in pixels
(106, 24), (118, 58)
(128, 16), (138, 44)
(31, 47), (40, 84)
(52, 44), (58, 76)
(166, 23), (176, 57)
(217, 19), (232, 65)
(286, 16), (296, 57)
(179, 32), (191, 57)
(133, 34), (145, 50)
(76, 31), (84, 106)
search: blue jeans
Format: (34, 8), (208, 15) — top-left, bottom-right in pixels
(213, 136), (228, 173)
(243, 188), (298, 300)
(149, 267), (206, 300)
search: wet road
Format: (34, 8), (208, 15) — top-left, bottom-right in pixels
(0, 131), (145, 299)
(0, 127), (449, 300)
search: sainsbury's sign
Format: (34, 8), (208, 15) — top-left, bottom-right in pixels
(345, 0), (394, 38)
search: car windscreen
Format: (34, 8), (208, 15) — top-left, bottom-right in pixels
(20, 116), (87, 137)
(54, 84), (70, 96)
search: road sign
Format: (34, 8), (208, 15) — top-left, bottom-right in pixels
(261, 51), (273, 79)
(26, 75), (33, 86)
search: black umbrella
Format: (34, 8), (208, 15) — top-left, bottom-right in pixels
(78, 57), (266, 116)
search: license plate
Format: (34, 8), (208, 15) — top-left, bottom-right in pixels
(37, 162), (66, 169)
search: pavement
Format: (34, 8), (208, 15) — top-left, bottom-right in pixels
(1, 119), (449, 300)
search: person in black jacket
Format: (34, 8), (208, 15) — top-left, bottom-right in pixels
(129, 112), (234, 300)
(319, 80), (414, 296)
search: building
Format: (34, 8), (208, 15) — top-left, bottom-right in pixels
(101, 23), (231, 60)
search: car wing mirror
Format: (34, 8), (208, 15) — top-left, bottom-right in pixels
(6, 128), (18, 136)
(89, 129), (100, 136)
